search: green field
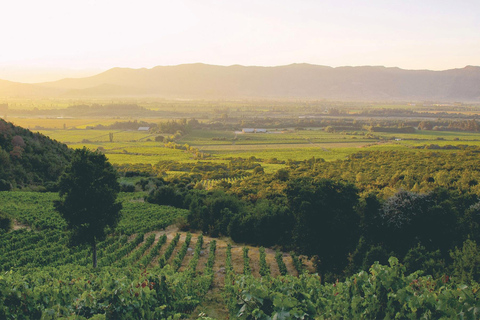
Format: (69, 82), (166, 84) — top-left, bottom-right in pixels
(1, 191), (479, 319)
(38, 129), (154, 143)
(10, 117), (155, 130)
(25, 127), (479, 171)
(3, 113), (480, 318)
(0, 191), (309, 319)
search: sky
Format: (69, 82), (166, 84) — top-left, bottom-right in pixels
(0, 0), (479, 82)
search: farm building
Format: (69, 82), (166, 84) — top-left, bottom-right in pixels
(242, 128), (266, 133)
(138, 127), (150, 131)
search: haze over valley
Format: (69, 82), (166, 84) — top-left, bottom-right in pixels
(2, 1), (480, 319)
(0, 63), (479, 102)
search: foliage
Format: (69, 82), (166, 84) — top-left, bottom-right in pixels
(259, 247), (271, 277)
(6, 115), (480, 317)
(119, 181), (135, 192)
(116, 195), (188, 235)
(115, 233), (155, 268)
(286, 177), (360, 275)
(225, 244), (234, 277)
(0, 192), (65, 230)
(146, 185), (185, 208)
(225, 257), (480, 319)
(158, 233), (181, 268)
(0, 211), (12, 233)
(185, 190), (244, 237)
(403, 243), (445, 277)
(450, 239), (480, 284)
(55, 148), (122, 267)
(275, 250), (288, 276)
(0, 119), (72, 188)
(185, 234), (203, 275)
(0, 265), (207, 319)
(172, 232), (192, 271)
(243, 247), (251, 276)
(138, 234), (167, 267)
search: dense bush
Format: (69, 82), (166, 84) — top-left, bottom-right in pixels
(146, 185), (185, 208)
(140, 148), (480, 280)
(119, 182), (135, 192)
(225, 257), (480, 319)
(0, 119), (72, 188)
(0, 211), (12, 233)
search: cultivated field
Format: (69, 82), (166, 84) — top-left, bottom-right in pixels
(0, 191), (312, 319)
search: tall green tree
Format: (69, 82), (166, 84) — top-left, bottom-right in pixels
(286, 177), (360, 277)
(55, 147), (122, 268)
(0, 211), (12, 233)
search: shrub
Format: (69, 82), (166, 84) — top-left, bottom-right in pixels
(450, 239), (480, 284)
(120, 182), (136, 192)
(0, 179), (11, 191)
(0, 211), (12, 233)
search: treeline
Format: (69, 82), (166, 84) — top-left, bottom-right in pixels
(7, 104), (161, 118)
(86, 120), (158, 131)
(418, 119), (480, 132)
(291, 150), (480, 197)
(144, 149), (480, 281)
(158, 118), (200, 134)
(323, 119), (480, 133)
(0, 119), (72, 190)
(357, 107), (480, 119)
(177, 116), (480, 134)
(147, 178), (480, 281)
(116, 157), (260, 180)
(122, 149), (480, 198)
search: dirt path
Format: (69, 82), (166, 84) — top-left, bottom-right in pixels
(178, 237), (199, 272)
(137, 228), (314, 278)
(12, 219), (31, 231)
(128, 228), (315, 319)
(284, 252), (298, 277)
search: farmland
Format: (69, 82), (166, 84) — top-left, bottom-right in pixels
(4, 99), (480, 172)
(3, 101), (480, 318)
(23, 126), (480, 173)
(1, 191), (480, 319)
(0, 191), (312, 319)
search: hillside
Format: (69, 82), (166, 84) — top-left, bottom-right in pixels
(0, 79), (60, 97)
(1, 191), (479, 319)
(1, 64), (480, 101)
(0, 119), (72, 189)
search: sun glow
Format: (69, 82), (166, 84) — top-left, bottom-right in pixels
(1, 0), (479, 82)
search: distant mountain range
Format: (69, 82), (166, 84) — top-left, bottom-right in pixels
(1, 63), (479, 102)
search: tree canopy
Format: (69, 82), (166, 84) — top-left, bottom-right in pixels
(0, 211), (12, 233)
(0, 119), (72, 189)
(55, 147), (122, 267)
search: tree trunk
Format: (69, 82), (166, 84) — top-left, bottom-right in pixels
(92, 239), (97, 268)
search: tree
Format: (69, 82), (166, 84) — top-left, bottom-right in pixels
(285, 177), (360, 277)
(0, 211), (12, 233)
(450, 239), (480, 284)
(55, 147), (122, 268)
(380, 189), (458, 256)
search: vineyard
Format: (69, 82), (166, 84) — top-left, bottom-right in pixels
(0, 192), (310, 319)
(3, 95), (480, 319)
(0, 226), (309, 319)
(1, 191), (480, 319)
(3, 227), (480, 319)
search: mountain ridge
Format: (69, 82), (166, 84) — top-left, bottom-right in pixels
(0, 63), (479, 101)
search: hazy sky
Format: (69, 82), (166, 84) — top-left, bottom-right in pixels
(1, 0), (479, 82)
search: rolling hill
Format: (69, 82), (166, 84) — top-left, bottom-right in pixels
(1, 63), (480, 101)
(0, 119), (72, 189)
